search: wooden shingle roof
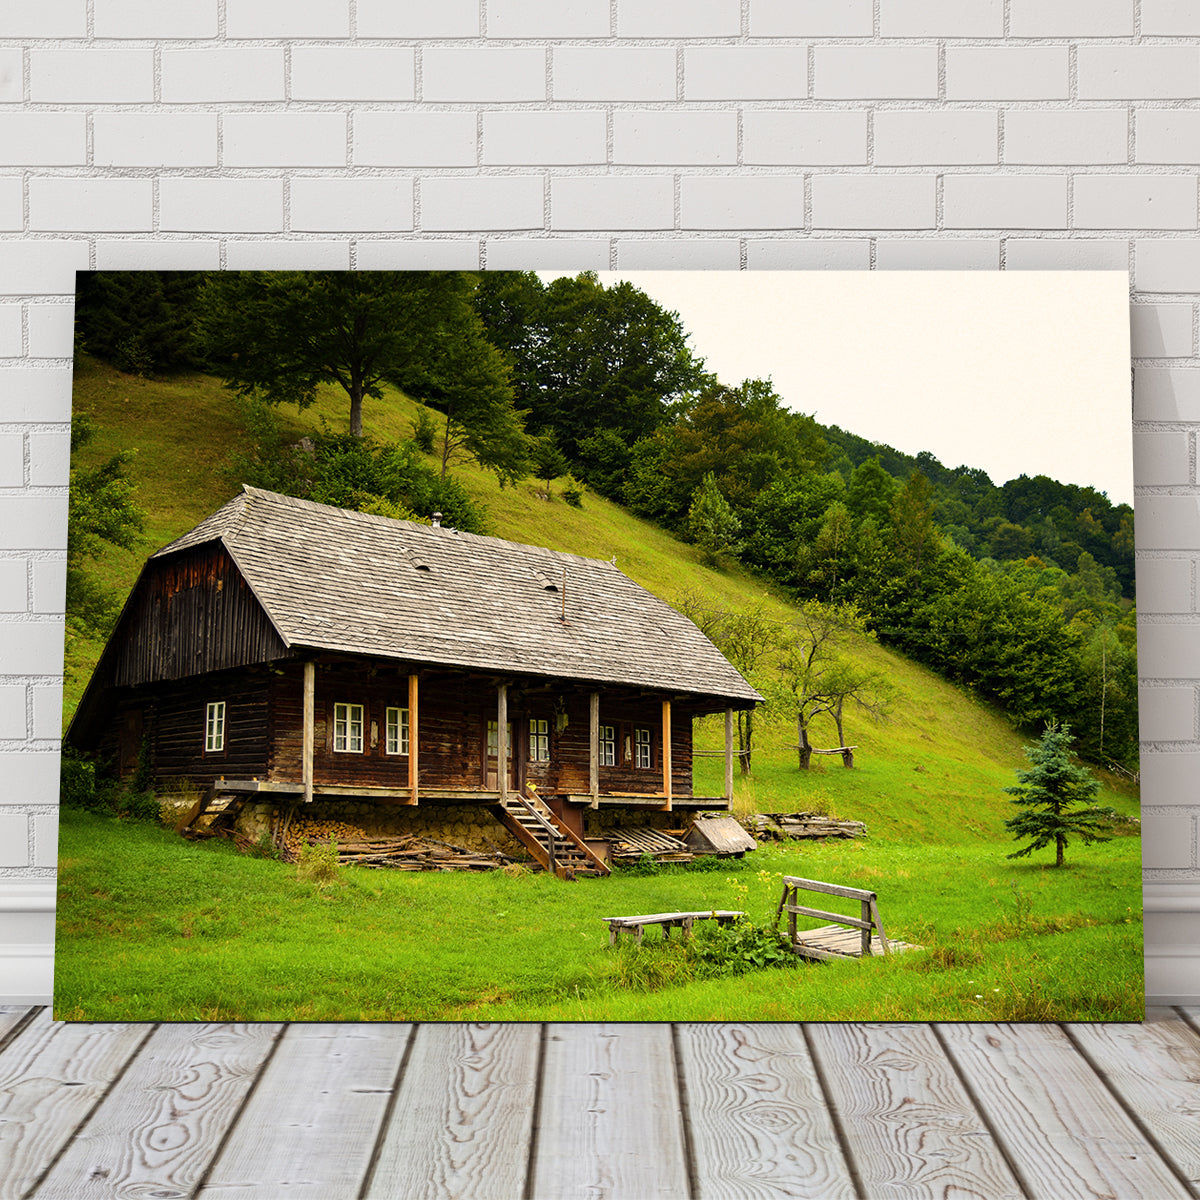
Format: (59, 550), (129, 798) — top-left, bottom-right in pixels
(154, 487), (761, 707)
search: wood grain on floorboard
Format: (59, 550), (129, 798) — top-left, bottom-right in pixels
(1, 1009), (1198, 1200)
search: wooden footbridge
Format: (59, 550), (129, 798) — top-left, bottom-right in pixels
(775, 875), (919, 960)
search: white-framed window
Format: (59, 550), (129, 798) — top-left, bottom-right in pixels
(599, 724), (616, 767)
(529, 718), (550, 762)
(333, 703), (364, 753)
(205, 701), (225, 753)
(386, 707), (410, 755)
(634, 727), (652, 769)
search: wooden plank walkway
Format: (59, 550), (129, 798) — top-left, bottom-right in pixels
(0, 1007), (1198, 1199)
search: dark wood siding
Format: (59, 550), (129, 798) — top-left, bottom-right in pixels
(269, 661), (491, 791)
(94, 668), (271, 784)
(112, 545), (290, 687)
(265, 659), (693, 797)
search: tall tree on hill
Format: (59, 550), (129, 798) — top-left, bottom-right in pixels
(888, 470), (939, 574)
(474, 270), (708, 459)
(655, 379), (827, 517)
(195, 272), (527, 482)
(67, 416), (145, 637)
(684, 472), (743, 565)
(769, 603), (882, 770)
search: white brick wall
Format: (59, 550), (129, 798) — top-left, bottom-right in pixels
(0, 5), (1197, 1007)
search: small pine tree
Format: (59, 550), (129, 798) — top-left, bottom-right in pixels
(1003, 722), (1112, 867)
(531, 434), (570, 496)
(686, 472), (742, 565)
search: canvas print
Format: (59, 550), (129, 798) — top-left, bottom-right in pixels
(55, 269), (1142, 1022)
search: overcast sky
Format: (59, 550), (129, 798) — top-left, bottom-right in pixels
(555, 271), (1133, 506)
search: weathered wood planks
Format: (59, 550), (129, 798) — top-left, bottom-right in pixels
(197, 1023), (413, 1199)
(366, 1023), (539, 1200)
(2, 1009), (1198, 1199)
(808, 1022), (1026, 1200)
(530, 1023), (690, 1200)
(676, 1023), (855, 1199)
(30, 1022), (281, 1200)
(1066, 1018), (1200, 1193)
(938, 1021), (1195, 1199)
(0, 1010), (153, 1200)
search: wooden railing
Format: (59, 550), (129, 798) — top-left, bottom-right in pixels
(774, 875), (891, 958)
(509, 791), (565, 874)
(496, 792), (611, 877)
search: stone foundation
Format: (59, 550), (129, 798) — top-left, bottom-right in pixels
(228, 797), (717, 858)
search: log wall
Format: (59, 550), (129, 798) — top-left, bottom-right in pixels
(267, 659), (695, 797)
(95, 667), (271, 783)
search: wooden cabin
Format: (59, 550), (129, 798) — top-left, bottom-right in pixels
(67, 488), (761, 867)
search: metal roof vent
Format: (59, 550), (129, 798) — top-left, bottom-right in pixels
(431, 511), (442, 528)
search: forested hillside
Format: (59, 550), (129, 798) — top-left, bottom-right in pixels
(72, 269), (1137, 771)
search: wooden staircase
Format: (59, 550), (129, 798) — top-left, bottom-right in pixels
(180, 784), (249, 838)
(493, 792), (610, 878)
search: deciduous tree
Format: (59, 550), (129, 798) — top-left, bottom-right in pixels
(196, 272), (527, 485)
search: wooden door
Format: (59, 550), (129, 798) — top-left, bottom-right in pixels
(118, 708), (144, 778)
(484, 719), (518, 790)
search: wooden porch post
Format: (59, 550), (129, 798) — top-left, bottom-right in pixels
(662, 698), (672, 812)
(408, 672), (419, 805)
(589, 691), (600, 809)
(302, 661), (315, 804)
(724, 708), (734, 806)
(498, 683), (508, 803)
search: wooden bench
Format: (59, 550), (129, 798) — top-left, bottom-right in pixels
(774, 876), (893, 960)
(812, 745), (857, 767)
(603, 910), (745, 947)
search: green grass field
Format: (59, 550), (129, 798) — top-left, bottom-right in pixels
(54, 807), (1142, 1023)
(57, 355), (1145, 1023)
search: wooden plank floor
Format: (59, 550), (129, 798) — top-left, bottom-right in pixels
(1, 1007), (1198, 1199)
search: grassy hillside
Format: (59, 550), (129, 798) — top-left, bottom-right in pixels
(68, 354), (1139, 846)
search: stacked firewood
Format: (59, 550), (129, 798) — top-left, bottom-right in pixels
(741, 812), (867, 840)
(273, 814), (512, 870)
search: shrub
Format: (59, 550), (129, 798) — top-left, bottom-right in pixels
(120, 789), (162, 823)
(297, 839), (340, 884)
(562, 480), (584, 508)
(607, 917), (797, 991)
(411, 405), (437, 454)
(691, 918), (796, 977)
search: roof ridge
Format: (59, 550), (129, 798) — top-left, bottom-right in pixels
(239, 486), (620, 572)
